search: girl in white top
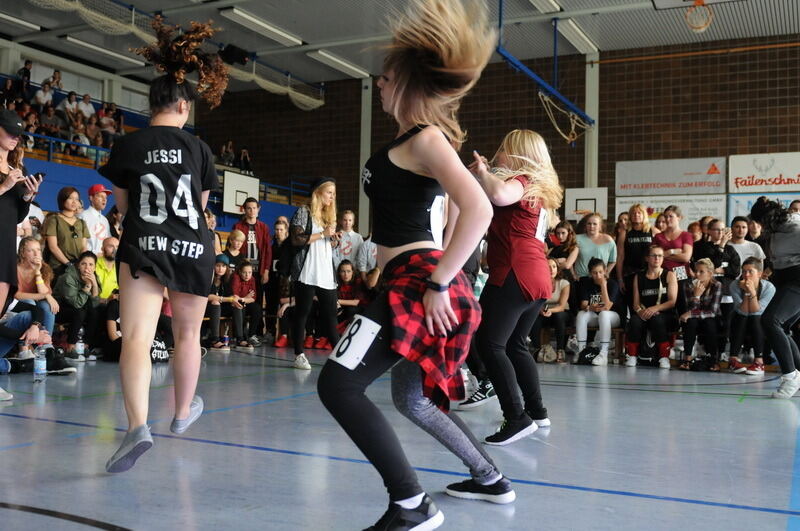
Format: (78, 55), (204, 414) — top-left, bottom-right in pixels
(289, 177), (340, 370)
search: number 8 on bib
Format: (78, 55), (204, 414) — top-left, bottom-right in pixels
(329, 315), (381, 370)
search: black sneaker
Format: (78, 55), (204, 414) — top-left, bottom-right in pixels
(445, 476), (516, 504)
(47, 355), (77, 375)
(457, 379), (497, 410)
(484, 417), (538, 446)
(364, 494), (443, 531)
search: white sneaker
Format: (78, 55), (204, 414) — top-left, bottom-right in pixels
(294, 353), (312, 370)
(624, 355), (637, 367)
(533, 417), (551, 428)
(772, 370), (800, 399)
(591, 351), (608, 366)
(659, 357), (671, 370)
(0, 386), (12, 401)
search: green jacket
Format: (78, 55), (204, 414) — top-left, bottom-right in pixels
(53, 264), (96, 309)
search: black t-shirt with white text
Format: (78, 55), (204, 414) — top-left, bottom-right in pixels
(99, 126), (219, 296)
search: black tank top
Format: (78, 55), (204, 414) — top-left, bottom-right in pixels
(362, 126), (446, 248)
(637, 269), (670, 308)
(623, 228), (653, 274)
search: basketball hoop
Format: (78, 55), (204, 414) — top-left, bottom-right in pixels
(538, 92), (591, 144)
(685, 0), (713, 33)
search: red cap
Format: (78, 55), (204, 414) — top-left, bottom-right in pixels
(88, 184), (112, 196)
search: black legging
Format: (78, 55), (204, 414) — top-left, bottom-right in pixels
(56, 301), (97, 345)
(729, 311), (766, 360)
(205, 302), (231, 342)
(718, 302), (734, 353)
(626, 312), (675, 344)
(682, 317), (719, 361)
(762, 280), (800, 374)
(476, 270), (547, 421)
(292, 281), (340, 355)
(464, 338), (488, 381)
(232, 301), (261, 341)
(529, 311), (569, 351)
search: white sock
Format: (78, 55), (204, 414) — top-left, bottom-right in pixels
(599, 343), (609, 355)
(577, 341), (586, 351)
(476, 472), (503, 486)
(783, 371), (798, 379)
(395, 493), (425, 509)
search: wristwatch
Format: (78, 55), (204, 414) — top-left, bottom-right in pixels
(424, 278), (449, 293)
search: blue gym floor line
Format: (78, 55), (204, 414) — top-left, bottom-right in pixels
(787, 423), (800, 530)
(1, 409), (799, 517)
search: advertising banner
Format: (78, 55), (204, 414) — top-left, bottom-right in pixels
(615, 195), (726, 224)
(727, 193), (800, 220)
(729, 152), (800, 193)
(615, 158), (726, 196)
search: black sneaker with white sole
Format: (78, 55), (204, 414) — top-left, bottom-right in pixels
(364, 494), (444, 531)
(457, 379), (497, 410)
(47, 356), (77, 375)
(445, 477), (516, 504)
(484, 417), (538, 446)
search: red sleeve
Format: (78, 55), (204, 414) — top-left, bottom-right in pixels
(513, 175), (529, 187)
(681, 231), (694, 247)
(231, 274), (244, 297)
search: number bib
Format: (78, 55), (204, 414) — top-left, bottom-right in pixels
(329, 315), (381, 370)
(673, 265), (688, 281)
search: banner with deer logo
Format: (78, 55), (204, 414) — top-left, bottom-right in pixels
(729, 152), (800, 194)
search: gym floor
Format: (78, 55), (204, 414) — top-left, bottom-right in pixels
(1, 347), (798, 530)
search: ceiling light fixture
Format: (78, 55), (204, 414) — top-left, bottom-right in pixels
(556, 18), (598, 54)
(219, 7), (302, 47)
(0, 12), (41, 31)
(60, 36), (145, 66)
(306, 49), (370, 79)
(528, 0), (561, 14)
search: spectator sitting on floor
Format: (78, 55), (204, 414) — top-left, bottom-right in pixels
(728, 258), (775, 376)
(678, 258), (722, 371)
(230, 260), (261, 351)
(624, 244), (678, 369)
(79, 184), (112, 255)
(102, 290), (123, 362)
(206, 254), (233, 351)
(575, 257), (624, 366)
(53, 251), (99, 360)
(95, 237), (119, 301)
(0, 301), (59, 400)
(336, 260), (363, 329)
(15, 236), (59, 339)
(529, 257), (571, 364)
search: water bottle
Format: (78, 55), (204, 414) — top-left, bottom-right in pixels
(222, 335), (229, 347)
(75, 327), (85, 356)
(33, 344), (47, 383)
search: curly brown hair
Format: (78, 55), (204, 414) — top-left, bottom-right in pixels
(134, 16), (228, 109)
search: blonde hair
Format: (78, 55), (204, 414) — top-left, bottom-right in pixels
(490, 129), (563, 227)
(227, 229), (245, 247)
(310, 182), (337, 228)
(694, 258), (715, 274)
(627, 203), (652, 233)
(383, 0), (496, 149)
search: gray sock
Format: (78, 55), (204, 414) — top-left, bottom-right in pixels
(106, 424), (153, 473)
(170, 395), (204, 435)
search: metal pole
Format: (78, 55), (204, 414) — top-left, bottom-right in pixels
(553, 18), (559, 88)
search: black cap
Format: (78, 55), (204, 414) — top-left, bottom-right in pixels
(0, 109), (24, 137)
(311, 177), (335, 191)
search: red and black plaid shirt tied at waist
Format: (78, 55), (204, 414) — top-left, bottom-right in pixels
(384, 250), (481, 412)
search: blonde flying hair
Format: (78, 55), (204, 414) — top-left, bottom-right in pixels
(384, 0), (496, 149)
(490, 129), (563, 227)
(310, 182), (337, 228)
(626, 203), (652, 233)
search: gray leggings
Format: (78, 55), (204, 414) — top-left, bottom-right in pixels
(318, 290), (500, 500)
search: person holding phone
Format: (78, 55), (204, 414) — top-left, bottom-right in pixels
(0, 109), (43, 314)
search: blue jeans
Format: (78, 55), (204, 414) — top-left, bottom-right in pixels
(19, 299), (56, 335)
(0, 311), (32, 357)
(762, 282), (800, 375)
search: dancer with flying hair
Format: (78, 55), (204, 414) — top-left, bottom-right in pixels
(316, 1), (511, 529)
(102, 17), (228, 473)
(470, 129), (563, 445)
